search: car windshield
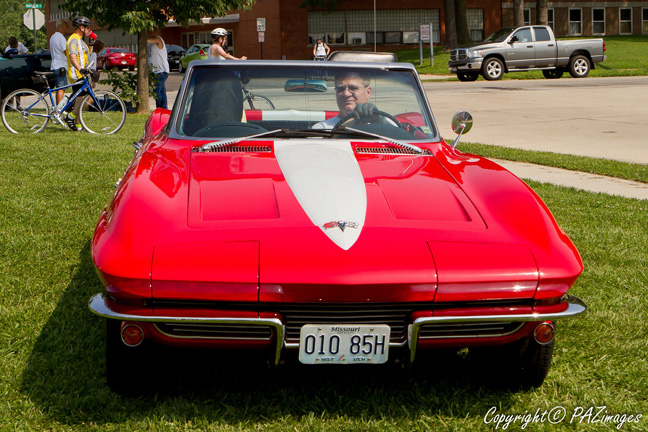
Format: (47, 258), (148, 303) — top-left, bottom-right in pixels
(111, 48), (130, 53)
(173, 63), (437, 141)
(483, 28), (515, 42)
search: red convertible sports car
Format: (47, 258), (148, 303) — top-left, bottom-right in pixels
(97, 47), (136, 71)
(89, 58), (585, 392)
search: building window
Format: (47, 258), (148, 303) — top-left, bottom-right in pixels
(569, 9), (582, 35)
(308, 9), (440, 46)
(548, 9), (554, 31)
(467, 9), (484, 41)
(620, 8), (633, 34)
(643, 8), (648, 34)
(592, 8), (606, 34)
(523, 9), (531, 26)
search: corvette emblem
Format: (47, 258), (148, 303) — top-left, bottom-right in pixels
(323, 220), (359, 232)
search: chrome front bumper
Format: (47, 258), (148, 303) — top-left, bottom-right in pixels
(89, 294), (586, 365)
(448, 59), (484, 72)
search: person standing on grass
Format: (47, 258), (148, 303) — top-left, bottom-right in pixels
(65, 16), (93, 131)
(147, 30), (170, 109)
(50, 19), (69, 107)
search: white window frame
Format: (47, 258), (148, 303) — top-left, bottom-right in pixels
(467, 9), (484, 42)
(547, 9), (555, 31)
(643, 8), (648, 34)
(569, 8), (583, 36)
(592, 8), (606, 35)
(523, 8), (531, 26)
(620, 8), (633, 35)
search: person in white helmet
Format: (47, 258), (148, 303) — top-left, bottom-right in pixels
(209, 28), (247, 60)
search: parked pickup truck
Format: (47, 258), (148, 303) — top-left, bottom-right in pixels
(0, 51), (54, 99)
(448, 25), (606, 81)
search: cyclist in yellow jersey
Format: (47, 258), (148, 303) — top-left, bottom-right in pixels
(65, 16), (93, 131)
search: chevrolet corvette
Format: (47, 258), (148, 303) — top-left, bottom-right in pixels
(89, 58), (585, 392)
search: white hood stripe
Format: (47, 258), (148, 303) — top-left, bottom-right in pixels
(274, 140), (367, 250)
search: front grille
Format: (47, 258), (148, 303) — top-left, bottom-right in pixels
(419, 321), (524, 339)
(355, 147), (431, 155)
(155, 323), (273, 340)
(277, 304), (412, 345)
(450, 49), (467, 61)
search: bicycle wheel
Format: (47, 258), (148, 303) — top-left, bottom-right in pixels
(247, 94), (275, 110)
(78, 90), (126, 134)
(1, 89), (50, 134)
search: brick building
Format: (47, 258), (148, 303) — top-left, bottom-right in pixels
(45, 0), (648, 60)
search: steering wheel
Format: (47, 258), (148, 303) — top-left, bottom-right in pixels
(331, 109), (407, 134)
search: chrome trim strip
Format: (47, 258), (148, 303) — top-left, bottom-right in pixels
(408, 295), (586, 362)
(417, 322), (524, 340)
(153, 323), (274, 341)
(88, 294), (284, 365)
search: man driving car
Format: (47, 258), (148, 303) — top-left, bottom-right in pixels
(312, 71), (383, 130)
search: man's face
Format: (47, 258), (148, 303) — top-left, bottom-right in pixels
(335, 73), (371, 117)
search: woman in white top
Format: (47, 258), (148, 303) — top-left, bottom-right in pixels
(209, 28), (247, 60)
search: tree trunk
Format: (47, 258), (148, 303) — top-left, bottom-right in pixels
(443, 0), (458, 50)
(136, 31), (149, 114)
(536, 0), (548, 25)
(513, 0), (525, 27)
(455, 0), (471, 46)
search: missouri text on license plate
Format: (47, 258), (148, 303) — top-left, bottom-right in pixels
(299, 324), (390, 364)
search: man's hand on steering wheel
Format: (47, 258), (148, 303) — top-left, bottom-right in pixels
(352, 103), (385, 124)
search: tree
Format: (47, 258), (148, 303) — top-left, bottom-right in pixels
(513, 0), (525, 27)
(0, 0), (46, 53)
(536, 0), (548, 26)
(60, 0), (256, 113)
(443, 0), (458, 50)
(455, 0), (471, 46)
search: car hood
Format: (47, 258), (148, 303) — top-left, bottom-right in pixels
(187, 140), (486, 246)
(99, 138), (581, 304)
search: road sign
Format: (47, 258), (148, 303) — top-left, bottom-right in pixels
(256, 18), (266, 32)
(258, 31), (265, 43)
(420, 24), (430, 43)
(24, 8), (45, 30)
(25, 3), (43, 8)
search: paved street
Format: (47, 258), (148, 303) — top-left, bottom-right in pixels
(423, 76), (648, 165)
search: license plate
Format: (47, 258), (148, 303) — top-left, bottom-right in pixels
(299, 324), (390, 364)
(450, 67), (457, 72)
(121, 60), (127, 64)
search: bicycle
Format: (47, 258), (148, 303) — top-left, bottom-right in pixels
(242, 85), (274, 110)
(1, 69), (126, 134)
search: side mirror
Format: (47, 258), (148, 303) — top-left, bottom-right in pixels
(450, 111), (473, 149)
(509, 36), (519, 44)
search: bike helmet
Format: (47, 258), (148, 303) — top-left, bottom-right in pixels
(211, 28), (228, 37)
(72, 16), (92, 28)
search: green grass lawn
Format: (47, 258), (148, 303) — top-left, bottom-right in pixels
(1, 117), (647, 431)
(396, 35), (648, 79)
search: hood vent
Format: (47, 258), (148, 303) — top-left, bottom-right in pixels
(202, 145), (272, 153)
(355, 146), (431, 155)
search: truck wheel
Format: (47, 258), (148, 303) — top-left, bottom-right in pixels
(569, 55), (590, 78)
(542, 69), (564, 79)
(482, 58), (504, 81)
(457, 72), (479, 82)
